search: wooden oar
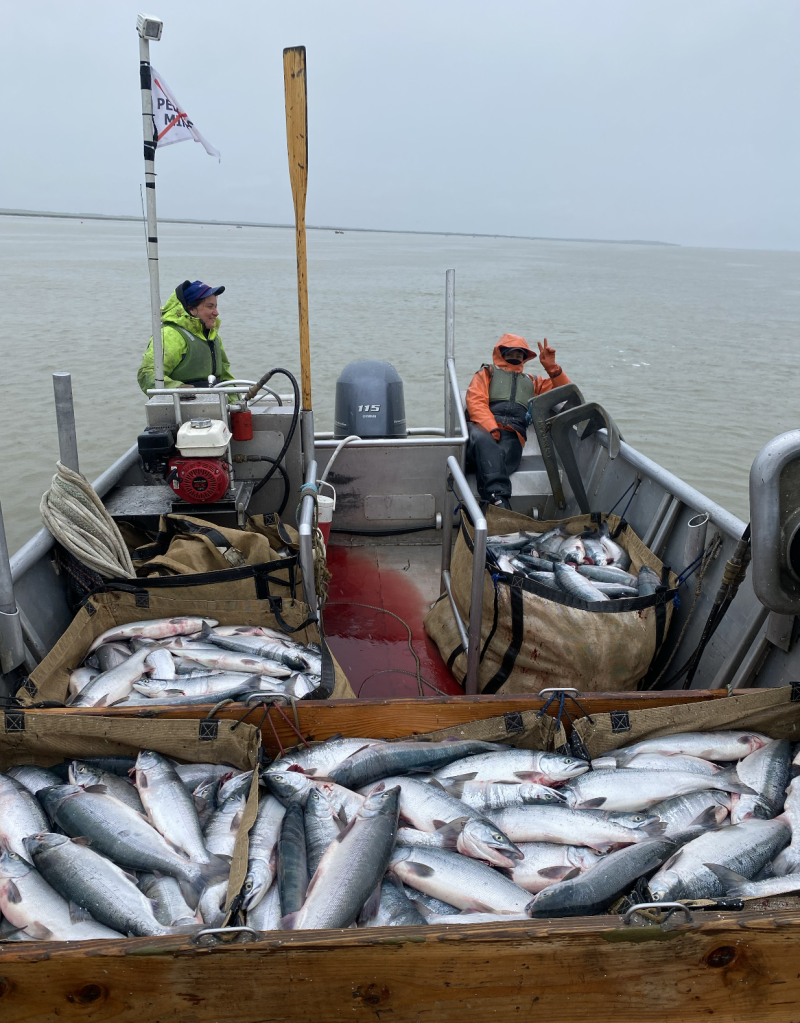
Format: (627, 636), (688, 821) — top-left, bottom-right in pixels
(283, 45), (312, 412)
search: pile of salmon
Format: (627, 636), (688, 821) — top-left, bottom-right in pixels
(252, 729), (800, 927)
(66, 616), (322, 707)
(488, 526), (662, 602)
(2, 730), (799, 942)
(0, 752), (253, 939)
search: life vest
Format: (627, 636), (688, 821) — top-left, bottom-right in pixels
(162, 321), (224, 386)
(486, 365), (535, 437)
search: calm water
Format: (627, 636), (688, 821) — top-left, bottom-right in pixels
(3, 216), (799, 553)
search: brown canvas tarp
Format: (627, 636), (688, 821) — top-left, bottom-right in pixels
(572, 685), (800, 759)
(24, 590), (355, 706)
(425, 506), (677, 696)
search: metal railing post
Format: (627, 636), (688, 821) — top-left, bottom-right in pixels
(0, 501), (25, 675)
(446, 455), (487, 695)
(52, 373), (80, 472)
(298, 459), (318, 617)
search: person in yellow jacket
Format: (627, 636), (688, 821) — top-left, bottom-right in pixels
(137, 279), (235, 393)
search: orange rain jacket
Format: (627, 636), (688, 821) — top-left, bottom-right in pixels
(465, 334), (571, 445)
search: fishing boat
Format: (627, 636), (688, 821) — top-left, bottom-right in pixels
(2, 21), (800, 1023)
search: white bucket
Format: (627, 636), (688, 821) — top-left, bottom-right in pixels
(317, 482), (336, 545)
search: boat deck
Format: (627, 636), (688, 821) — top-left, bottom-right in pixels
(325, 532), (462, 699)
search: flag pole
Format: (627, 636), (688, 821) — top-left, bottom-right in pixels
(137, 14), (164, 389)
(283, 46), (313, 450)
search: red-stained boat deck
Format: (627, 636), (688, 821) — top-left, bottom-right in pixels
(323, 538), (463, 699)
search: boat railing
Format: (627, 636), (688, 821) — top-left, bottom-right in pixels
(440, 454), (487, 695)
(298, 458), (318, 617)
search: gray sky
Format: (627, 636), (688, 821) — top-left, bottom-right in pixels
(4, 0), (798, 248)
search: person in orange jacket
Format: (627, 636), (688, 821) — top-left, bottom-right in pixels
(465, 333), (571, 508)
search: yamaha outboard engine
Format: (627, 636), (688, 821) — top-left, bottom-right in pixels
(334, 360), (407, 439)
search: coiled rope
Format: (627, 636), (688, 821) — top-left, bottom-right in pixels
(39, 462), (135, 579)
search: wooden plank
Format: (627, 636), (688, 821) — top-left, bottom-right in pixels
(30, 690), (729, 755)
(0, 914), (798, 1021)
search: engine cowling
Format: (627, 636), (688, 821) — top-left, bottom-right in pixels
(168, 457), (230, 504)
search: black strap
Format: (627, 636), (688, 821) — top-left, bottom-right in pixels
(480, 581), (500, 663)
(303, 633), (336, 700)
(447, 644), (464, 672)
(610, 518), (628, 540)
(481, 583), (525, 695)
(652, 565), (672, 655)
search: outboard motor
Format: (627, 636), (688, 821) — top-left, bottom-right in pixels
(334, 360), (407, 439)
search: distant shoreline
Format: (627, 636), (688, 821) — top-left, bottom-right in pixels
(0, 207), (677, 247)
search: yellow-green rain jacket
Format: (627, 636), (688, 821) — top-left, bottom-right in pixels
(137, 291), (235, 393)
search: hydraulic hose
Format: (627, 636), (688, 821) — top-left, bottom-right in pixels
(248, 369), (300, 499)
(234, 456), (290, 515)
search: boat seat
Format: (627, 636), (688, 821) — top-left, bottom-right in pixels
(459, 390), (558, 516)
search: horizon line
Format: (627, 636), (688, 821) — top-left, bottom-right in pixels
(0, 207), (678, 247)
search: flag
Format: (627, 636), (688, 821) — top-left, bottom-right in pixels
(151, 69), (220, 161)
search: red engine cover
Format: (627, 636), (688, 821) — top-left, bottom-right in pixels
(168, 457), (230, 504)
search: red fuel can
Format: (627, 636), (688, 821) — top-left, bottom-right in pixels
(230, 409), (254, 442)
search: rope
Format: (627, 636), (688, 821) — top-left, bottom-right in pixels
(326, 601), (437, 697)
(607, 476), (641, 517)
(313, 525), (331, 609)
(39, 462), (135, 579)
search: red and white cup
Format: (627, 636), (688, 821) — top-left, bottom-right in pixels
(317, 482), (336, 546)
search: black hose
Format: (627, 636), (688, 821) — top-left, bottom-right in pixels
(249, 369), (300, 499)
(331, 525), (438, 537)
(237, 456), (290, 515)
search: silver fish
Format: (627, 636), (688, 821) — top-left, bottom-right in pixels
(582, 535), (608, 566)
(247, 880), (281, 931)
(562, 767), (751, 811)
(704, 864), (800, 900)
(638, 565), (662, 597)
(6, 765), (62, 796)
(243, 794), (287, 911)
(593, 583), (639, 598)
(266, 737), (385, 778)
(508, 842), (601, 894)
(368, 775), (522, 867)
(303, 788), (341, 880)
(198, 878), (228, 927)
(530, 838), (677, 917)
(278, 801), (308, 916)
(284, 784), (400, 930)
(25, 833), (184, 937)
(0, 773), (49, 859)
(263, 770), (365, 823)
(175, 762), (238, 791)
(510, 562), (560, 586)
(648, 818), (790, 901)
(69, 646), (154, 708)
(0, 845), (122, 941)
(193, 779), (220, 828)
(513, 554), (556, 573)
(438, 779), (567, 811)
(591, 753), (722, 777)
(139, 873), (200, 927)
(358, 877), (427, 927)
(577, 564), (638, 586)
(389, 846), (532, 915)
(557, 535), (586, 565)
(435, 749), (588, 785)
(603, 731), (772, 764)
(396, 826), (451, 849)
(496, 554), (516, 575)
(204, 791), (247, 858)
(326, 739), (507, 791)
(136, 751), (212, 864)
(599, 529), (631, 570)
(40, 784), (217, 892)
(772, 777), (800, 875)
(648, 791), (731, 837)
(167, 646), (292, 678)
(424, 911), (532, 924)
(200, 622), (307, 671)
(731, 739), (791, 823)
(88, 617), (218, 652)
(68, 760), (145, 814)
(67, 667), (98, 698)
(553, 561), (608, 601)
(144, 647), (176, 680)
(217, 770), (253, 804)
(487, 805), (662, 852)
(404, 886), (458, 916)
(486, 533), (533, 549)
(95, 642), (133, 672)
